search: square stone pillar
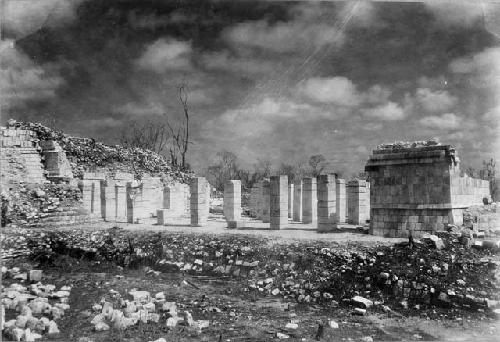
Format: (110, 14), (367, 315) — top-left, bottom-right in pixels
(101, 180), (116, 221)
(115, 181), (128, 223)
(347, 180), (368, 225)
(270, 175), (288, 230)
(336, 178), (347, 223)
(287, 183), (294, 218)
(317, 174), (337, 232)
(261, 180), (270, 223)
(293, 180), (303, 222)
(79, 180), (93, 213)
(302, 177), (317, 224)
(157, 209), (168, 225)
(92, 181), (102, 215)
(190, 177), (209, 227)
(126, 182), (136, 224)
(224, 180), (242, 222)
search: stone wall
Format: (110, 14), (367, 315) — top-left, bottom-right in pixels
(39, 140), (73, 179)
(365, 145), (490, 237)
(347, 180), (370, 225)
(0, 128), (46, 184)
(248, 182), (263, 218)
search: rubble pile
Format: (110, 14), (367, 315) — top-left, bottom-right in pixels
(14, 229), (500, 317)
(8, 120), (192, 181)
(376, 139), (441, 150)
(463, 203), (500, 235)
(1, 183), (82, 228)
(1, 267), (70, 341)
(87, 290), (208, 333)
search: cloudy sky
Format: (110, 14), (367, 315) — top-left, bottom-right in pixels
(2, 0), (500, 174)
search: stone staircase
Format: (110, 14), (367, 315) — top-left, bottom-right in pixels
(28, 206), (103, 227)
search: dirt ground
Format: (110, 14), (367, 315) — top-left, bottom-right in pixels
(57, 213), (405, 244)
(2, 215), (500, 342)
(3, 257), (499, 342)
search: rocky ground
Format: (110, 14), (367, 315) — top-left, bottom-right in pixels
(1, 227), (500, 341)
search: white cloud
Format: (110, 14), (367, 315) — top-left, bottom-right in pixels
(223, 19), (344, 54)
(362, 102), (406, 121)
(136, 39), (192, 72)
(419, 113), (462, 130)
(0, 40), (63, 108)
(415, 88), (458, 113)
(296, 77), (360, 106)
(483, 106), (500, 122)
(4, 0), (83, 38)
(449, 46), (500, 89)
(425, 1), (500, 28)
(362, 85), (392, 105)
(113, 102), (165, 116)
(87, 117), (122, 128)
(200, 51), (276, 75)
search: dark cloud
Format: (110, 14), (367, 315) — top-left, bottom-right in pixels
(2, 0), (499, 173)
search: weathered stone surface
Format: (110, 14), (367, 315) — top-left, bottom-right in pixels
(366, 144), (490, 237)
(270, 176), (288, 230)
(224, 180), (241, 222)
(302, 177), (317, 224)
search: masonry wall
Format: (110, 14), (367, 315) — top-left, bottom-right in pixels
(450, 167), (490, 208)
(365, 145), (490, 237)
(248, 182), (263, 218)
(0, 128), (46, 184)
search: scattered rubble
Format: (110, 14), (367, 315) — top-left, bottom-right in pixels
(2, 228), (497, 320)
(10, 120), (192, 181)
(1, 268), (71, 341)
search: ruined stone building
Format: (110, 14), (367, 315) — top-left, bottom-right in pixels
(365, 144), (490, 237)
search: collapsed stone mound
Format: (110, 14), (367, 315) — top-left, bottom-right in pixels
(1, 119), (193, 228)
(7, 120), (192, 181)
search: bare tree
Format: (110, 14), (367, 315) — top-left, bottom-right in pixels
(308, 154), (329, 177)
(178, 84), (190, 169)
(165, 83), (191, 169)
(481, 158), (498, 201)
(204, 150), (240, 191)
(255, 158), (272, 178)
(120, 118), (169, 154)
(278, 163), (296, 183)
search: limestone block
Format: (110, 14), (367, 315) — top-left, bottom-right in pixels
(224, 180), (241, 221)
(302, 177), (317, 224)
(270, 175), (288, 230)
(317, 174), (337, 232)
(293, 180), (303, 222)
(336, 178), (347, 223)
(288, 183), (294, 218)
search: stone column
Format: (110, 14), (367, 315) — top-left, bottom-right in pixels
(293, 180), (303, 222)
(224, 180), (242, 223)
(270, 175), (288, 230)
(141, 177), (163, 217)
(302, 177), (317, 224)
(336, 178), (347, 223)
(261, 179), (270, 223)
(82, 172), (106, 216)
(79, 180), (93, 214)
(157, 209), (168, 225)
(115, 181), (128, 223)
(347, 180), (368, 225)
(126, 182), (135, 223)
(287, 183), (294, 218)
(317, 174), (337, 232)
(190, 177), (209, 226)
(101, 180), (116, 221)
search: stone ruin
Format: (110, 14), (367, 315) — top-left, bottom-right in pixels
(1, 124), (492, 236)
(365, 144), (491, 237)
(245, 174), (369, 231)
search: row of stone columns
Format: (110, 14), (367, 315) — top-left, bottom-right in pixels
(223, 175), (369, 231)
